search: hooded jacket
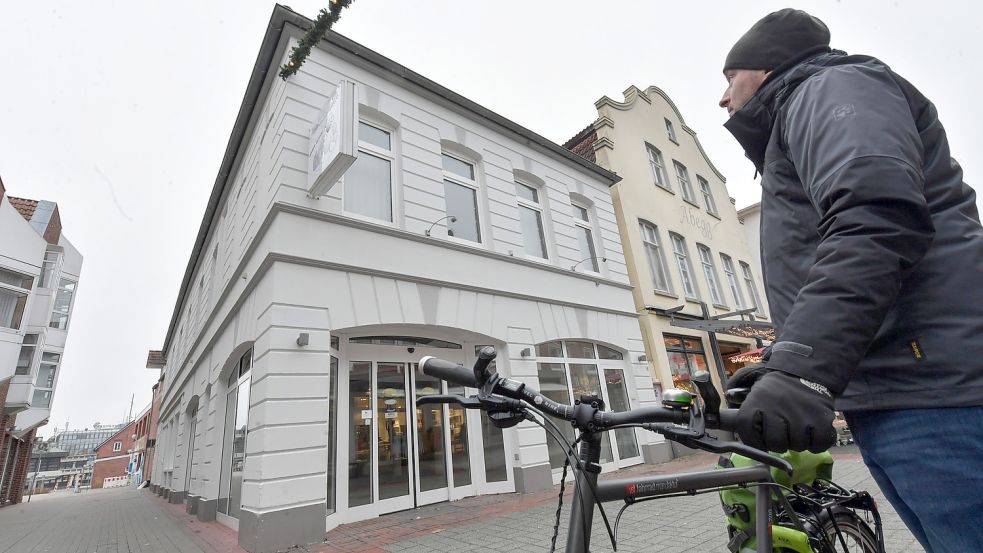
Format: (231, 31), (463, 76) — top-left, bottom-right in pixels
(726, 52), (983, 411)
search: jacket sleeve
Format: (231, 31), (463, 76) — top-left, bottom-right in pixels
(768, 64), (935, 394)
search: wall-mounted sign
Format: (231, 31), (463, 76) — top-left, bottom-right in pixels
(360, 409), (373, 420)
(308, 80), (358, 199)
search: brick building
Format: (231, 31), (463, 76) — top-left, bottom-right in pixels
(0, 176), (83, 506)
(91, 419), (138, 489)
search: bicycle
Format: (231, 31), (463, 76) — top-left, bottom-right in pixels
(416, 346), (884, 552)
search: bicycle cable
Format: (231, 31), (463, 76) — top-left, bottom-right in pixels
(529, 411), (618, 552)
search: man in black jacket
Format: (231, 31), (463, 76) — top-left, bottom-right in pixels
(719, 9), (983, 552)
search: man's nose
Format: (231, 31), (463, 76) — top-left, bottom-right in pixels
(718, 91), (730, 109)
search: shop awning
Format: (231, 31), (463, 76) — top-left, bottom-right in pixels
(669, 319), (775, 341)
(726, 347), (767, 364)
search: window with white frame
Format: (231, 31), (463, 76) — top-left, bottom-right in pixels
(665, 118), (677, 142)
(113, 441), (122, 452)
(669, 233), (699, 300)
(721, 254), (747, 309)
(49, 278), (76, 330)
(697, 244), (726, 306)
(515, 181), (548, 258)
(39, 249), (61, 288)
(740, 261), (764, 312)
(31, 352), (60, 408)
(535, 340), (639, 470)
(0, 268), (33, 331)
(572, 203), (600, 272)
(639, 221), (672, 293)
(15, 334), (38, 376)
(697, 176), (718, 215)
(442, 153), (481, 243)
(343, 121), (394, 222)
(673, 161), (697, 204)
(646, 144), (671, 191)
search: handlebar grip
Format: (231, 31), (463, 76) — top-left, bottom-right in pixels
(715, 408), (740, 432)
(419, 356), (479, 388)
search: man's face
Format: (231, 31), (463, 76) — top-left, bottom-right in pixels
(719, 69), (770, 116)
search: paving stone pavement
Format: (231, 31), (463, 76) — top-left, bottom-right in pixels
(0, 486), (213, 553)
(313, 449), (925, 553)
(0, 448), (926, 553)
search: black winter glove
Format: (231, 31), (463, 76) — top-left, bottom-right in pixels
(727, 365), (837, 453)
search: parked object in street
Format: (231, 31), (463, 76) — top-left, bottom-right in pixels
(417, 347), (884, 552)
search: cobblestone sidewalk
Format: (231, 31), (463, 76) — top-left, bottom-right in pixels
(0, 449), (924, 553)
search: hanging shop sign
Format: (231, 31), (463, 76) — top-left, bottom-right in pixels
(308, 80), (358, 198)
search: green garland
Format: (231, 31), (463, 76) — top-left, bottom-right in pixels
(279, 0), (354, 80)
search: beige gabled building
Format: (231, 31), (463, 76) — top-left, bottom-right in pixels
(565, 85), (770, 426)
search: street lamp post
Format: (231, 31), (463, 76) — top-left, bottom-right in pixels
(27, 441), (47, 503)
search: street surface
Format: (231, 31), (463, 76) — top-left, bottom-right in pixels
(0, 447), (924, 553)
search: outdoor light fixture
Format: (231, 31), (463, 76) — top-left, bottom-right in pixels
(637, 354), (647, 362)
(520, 347), (532, 357)
(425, 215), (457, 237)
(296, 332), (310, 347)
(571, 256), (606, 271)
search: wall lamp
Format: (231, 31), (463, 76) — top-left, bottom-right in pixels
(296, 332), (310, 347)
(425, 215), (457, 237)
(571, 256), (606, 271)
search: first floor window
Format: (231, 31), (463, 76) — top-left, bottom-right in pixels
(740, 261), (764, 312)
(669, 233), (699, 299)
(444, 180), (481, 242)
(721, 254), (747, 309)
(663, 335), (708, 393)
(572, 204), (599, 272)
(516, 182), (547, 258)
(639, 221), (672, 293)
(697, 244), (725, 305)
(344, 151), (392, 221)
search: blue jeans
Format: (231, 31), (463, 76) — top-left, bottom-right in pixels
(844, 406), (983, 553)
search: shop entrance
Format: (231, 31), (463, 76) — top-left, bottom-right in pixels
(346, 339), (472, 516)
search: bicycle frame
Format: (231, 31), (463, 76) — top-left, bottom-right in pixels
(564, 430), (776, 553)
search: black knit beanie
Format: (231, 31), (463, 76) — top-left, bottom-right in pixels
(724, 9), (830, 72)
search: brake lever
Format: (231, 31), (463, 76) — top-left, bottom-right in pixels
(416, 394), (482, 409)
(643, 425), (794, 475)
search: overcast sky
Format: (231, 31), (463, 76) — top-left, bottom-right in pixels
(2, 1), (980, 436)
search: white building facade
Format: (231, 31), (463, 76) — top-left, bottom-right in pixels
(0, 179), (83, 504)
(148, 7), (660, 552)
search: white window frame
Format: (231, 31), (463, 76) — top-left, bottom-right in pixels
(646, 144), (671, 192)
(721, 254), (747, 309)
(342, 120), (396, 224)
(113, 441), (122, 452)
(665, 118), (678, 142)
(673, 161), (697, 205)
(441, 152), (483, 244)
(534, 340), (641, 471)
(639, 221), (672, 294)
(514, 179), (549, 260)
(39, 249), (62, 289)
(697, 175), (718, 216)
(740, 261), (764, 313)
(49, 278), (76, 330)
(0, 267), (33, 331)
(669, 233), (699, 300)
(697, 244), (726, 306)
(571, 202), (601, 273)
(15, 333), (39, 376)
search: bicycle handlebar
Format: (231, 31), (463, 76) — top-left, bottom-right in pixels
(419, 355), (738, 432)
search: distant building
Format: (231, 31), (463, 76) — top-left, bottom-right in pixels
(92, 419), (139, 489)
(0, 176), (83, 506)
(565, 86), (771, 417)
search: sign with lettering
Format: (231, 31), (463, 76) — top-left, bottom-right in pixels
(308, 80), (358, 198)
(679, 206), (721, 240)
